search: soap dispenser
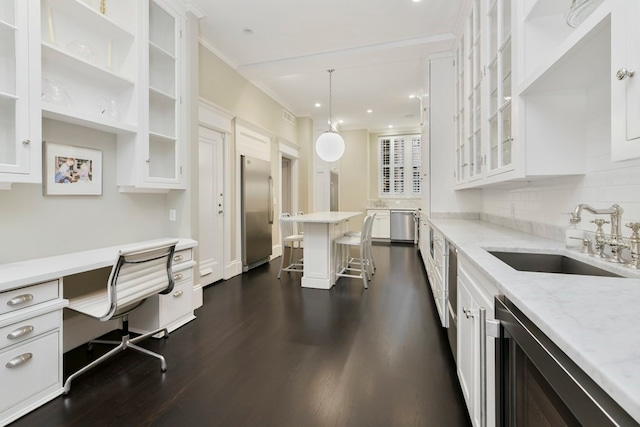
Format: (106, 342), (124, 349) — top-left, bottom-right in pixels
(565, 217), (583, 248)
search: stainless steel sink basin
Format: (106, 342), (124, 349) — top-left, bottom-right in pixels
(488, 251), (622, 277)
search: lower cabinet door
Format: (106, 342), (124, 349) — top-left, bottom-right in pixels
(0, 331), (59, 414)
(160, 279), (192, 327)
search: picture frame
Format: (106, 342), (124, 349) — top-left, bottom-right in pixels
(43, 141), (103, 196)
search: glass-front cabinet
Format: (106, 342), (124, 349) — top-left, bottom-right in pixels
(0, 0), (40, 184)
(487, 0), (513, 175)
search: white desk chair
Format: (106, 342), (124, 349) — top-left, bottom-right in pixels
(334, 215), (374, 289)
(63, 239), (178, 394)
(345, 213), (376, 275)
(278, 213), (304, 279)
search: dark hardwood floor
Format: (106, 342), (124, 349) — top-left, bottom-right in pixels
(11, 244), (470, 427)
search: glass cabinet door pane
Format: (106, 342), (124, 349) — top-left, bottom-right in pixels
(489, 3), (497, 59)
(474, 132), (482, 175)
(501, 0), (511, 40)
(0, 97), (16, 165)
(490, 116), (498, 170)
(489, 62), (498, 112)
(0, 1), (15, 26)
(501, 41), (512, 106)
(501, 104), (512, 166)
(0, 27), (16, 97)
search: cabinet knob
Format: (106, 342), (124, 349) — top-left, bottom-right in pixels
(22, 140), (31, 145)
(173, 254), (183, 262)
(616, 68), (635, 80)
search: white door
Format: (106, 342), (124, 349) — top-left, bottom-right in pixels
(199, 126), (224, 285)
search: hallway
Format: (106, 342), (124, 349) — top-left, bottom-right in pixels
(13, 244), (470, 426)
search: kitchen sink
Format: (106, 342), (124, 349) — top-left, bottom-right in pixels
(488, 251), (622, 277)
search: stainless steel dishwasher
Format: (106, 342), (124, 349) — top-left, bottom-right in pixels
(390, 210), (417, 243)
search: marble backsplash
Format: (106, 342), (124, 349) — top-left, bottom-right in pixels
(368, 199), (421, 209)
(429, 211), (565, 243)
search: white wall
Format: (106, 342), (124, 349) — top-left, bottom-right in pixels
(481, 83), (640, 234)
(0, 120), (168, 264)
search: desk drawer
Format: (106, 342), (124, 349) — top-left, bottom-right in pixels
(0, 311), (60, 350)
(160, 279), (192, 327)
(0, 281), (59, 316)
(0, 331), (60, 414)
(171, 249), (192, 267)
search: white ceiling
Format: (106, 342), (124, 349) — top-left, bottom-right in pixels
(192, 0), (468, 132)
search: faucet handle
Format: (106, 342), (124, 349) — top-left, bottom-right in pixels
(590, 218), (609, 227)
(626, 222), (640, 237)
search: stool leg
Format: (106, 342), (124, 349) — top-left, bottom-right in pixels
(278, 242), (286, 279)
(360, 243), (368, 289)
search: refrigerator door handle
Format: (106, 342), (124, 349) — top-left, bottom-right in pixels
(268, 176), (274, 224)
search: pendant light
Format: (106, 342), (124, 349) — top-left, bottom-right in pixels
(315, 69), (345, 162)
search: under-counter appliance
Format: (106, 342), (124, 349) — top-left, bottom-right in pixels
(494, 296), (638, 427)
(241, 155), (273, 272)
(390, 210), (417, 243)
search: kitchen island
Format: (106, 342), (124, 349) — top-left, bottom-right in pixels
(287, 211), (362, 289)
(428, 218), (640, 424)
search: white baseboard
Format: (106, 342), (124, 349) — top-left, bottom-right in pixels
(63, 315), (118, 353)
(224, 260), (242, 279)
(193, 283), (203, 308)
(271, 244), (282, 260)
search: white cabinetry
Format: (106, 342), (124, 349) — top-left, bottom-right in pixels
(129, 247), (196, 336)
(0, 0), (40, 185)
(119, 0), (186, 191)
(611, 0), (640, 161)
(0, 280), (66, 426)
(367, 209), (390, 239)
(430, 227), (448, 328)
(457, 254), (497, 427)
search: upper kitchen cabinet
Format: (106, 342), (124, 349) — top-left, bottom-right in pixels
(118, 0), (186, 191)
(611, 0), (640, 161)
(41, 0), (186, 191)
(0, 0), (41, 186)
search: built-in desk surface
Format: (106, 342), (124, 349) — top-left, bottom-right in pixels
(0, 238), (197, 292)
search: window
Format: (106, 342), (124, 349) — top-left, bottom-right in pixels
(379, 134), (421, 197)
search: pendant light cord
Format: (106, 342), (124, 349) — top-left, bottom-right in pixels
(328, 69), (334, 132)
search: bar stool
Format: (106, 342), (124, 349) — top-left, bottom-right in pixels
(278, 213), (304, 279)
(334, 214), (374, 289)
(345, 213), (376, 276)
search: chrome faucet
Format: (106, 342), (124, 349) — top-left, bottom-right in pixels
(570, 204), (628, 263)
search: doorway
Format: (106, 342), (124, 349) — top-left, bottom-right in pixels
(281, 158), (292, 215)
(199, 126), (225, 285)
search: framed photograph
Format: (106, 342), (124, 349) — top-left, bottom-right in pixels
(43, 141), (103, 196)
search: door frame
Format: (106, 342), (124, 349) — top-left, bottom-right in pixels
(198, 99), (238, 280)
(277, 139), (300, 258)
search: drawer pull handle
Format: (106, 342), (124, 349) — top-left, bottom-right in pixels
(173, 273), (183, 281)
(173, 290), (184, 298)
(6, 353), (33, 368)
(7, 325), (35, 340)
(173, 254), (184, 262)
(7, 294), (34, 306)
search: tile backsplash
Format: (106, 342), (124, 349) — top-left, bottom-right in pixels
(481, 85), (640, 239)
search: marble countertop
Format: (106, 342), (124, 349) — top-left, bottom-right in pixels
(429, 219), (640, 423)
(286, 211), (362, 223)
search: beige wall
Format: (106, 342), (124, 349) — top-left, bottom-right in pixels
(296, 117), (313, 214)
(340, 130), (370, 230)
(199, 45), (307, 260)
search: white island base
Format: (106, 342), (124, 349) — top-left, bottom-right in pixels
(287, 212), (362, 290)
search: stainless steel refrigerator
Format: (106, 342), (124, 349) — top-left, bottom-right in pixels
(241, 155), (273, 271)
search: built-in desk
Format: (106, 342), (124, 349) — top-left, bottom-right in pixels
(0, 238), (197, 426)
(287, 212), (362, 289)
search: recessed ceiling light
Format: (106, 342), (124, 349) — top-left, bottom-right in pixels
(388, 125), (393, 128)
(409, 94), (416, 99)
(315, 103), (321, 108)
(412, 0), (421, 3)
(242, 28), (254, 35)
(367, 109), (373, 113)
(338, 119), (344, 124)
